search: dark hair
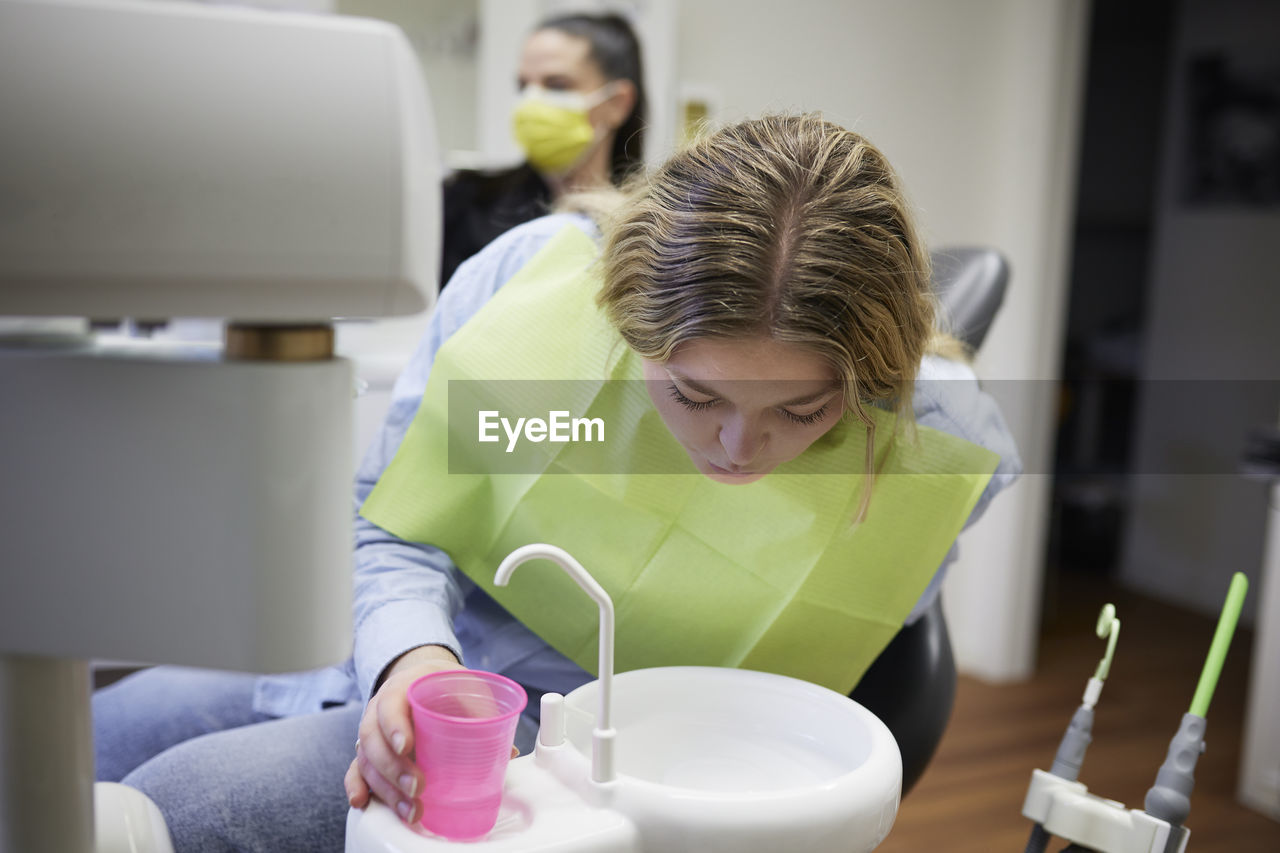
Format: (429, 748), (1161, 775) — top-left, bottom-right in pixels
(537, 12), (646, 183)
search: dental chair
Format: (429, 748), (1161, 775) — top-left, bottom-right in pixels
(850, 246), (1009, 795)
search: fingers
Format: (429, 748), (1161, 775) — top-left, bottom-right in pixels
(352, 653), (477, 828)
(344, 758), (369, 809)
(347, 741), (521, 816)
(376, 686), (415, 764)
(357, 708), (421, 824)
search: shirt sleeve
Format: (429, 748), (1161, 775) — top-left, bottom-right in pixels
(351, 213), (598, 702)
(902, 354), (1023, 624)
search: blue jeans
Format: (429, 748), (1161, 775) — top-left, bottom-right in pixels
(94, 666), (360, 853)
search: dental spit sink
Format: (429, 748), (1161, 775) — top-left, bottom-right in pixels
(345, 546), (901, 853)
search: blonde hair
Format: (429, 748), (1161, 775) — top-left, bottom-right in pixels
(597, 114), (942, 517)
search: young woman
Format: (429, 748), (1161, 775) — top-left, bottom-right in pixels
(95, 114), (1019, 851)
(348, 114), (1021, 828)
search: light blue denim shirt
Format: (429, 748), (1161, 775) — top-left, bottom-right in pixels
(252, 212), (1022, 719)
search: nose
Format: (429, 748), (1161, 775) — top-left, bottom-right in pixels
(718, 415), (766, 468)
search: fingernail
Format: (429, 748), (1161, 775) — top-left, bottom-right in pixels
(396, 800), (414, 822)
(399, 773), (417, 797)
(391, 731), (406, 754)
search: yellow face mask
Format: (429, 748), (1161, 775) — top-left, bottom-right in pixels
(511, 83), (617, 175)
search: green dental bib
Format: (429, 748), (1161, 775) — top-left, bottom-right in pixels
(361, 225), (998, 693)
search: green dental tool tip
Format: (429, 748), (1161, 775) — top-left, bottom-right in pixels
(1190, 572), (1249, 718)
(1094, 603), (1120, 681)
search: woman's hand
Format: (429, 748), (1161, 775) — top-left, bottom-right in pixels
(345, 644), (463, 824)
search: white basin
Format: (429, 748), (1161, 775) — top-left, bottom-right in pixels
(566, 667), (878, 790)
(553, 666), (901, 852)
(346, 666), (900, 853)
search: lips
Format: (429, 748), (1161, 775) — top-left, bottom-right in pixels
(708, 461), (758, 477)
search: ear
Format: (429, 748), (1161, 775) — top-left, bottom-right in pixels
(600, 79), (637, 131)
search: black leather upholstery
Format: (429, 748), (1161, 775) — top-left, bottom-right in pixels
(848, 596), (957, 796)
(932, 247), (1010, 353)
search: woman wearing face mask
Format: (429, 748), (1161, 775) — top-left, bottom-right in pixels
(439, 12), (645, 287)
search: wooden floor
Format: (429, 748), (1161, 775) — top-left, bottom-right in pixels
(878, 570), (1279, 852)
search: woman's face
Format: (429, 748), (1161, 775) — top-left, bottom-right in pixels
(642, 338), (845, 485)
(517, 29), (609, 106)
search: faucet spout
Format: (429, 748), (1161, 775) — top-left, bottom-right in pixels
(495, 544), (616, 783)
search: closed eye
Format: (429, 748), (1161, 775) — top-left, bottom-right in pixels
(779, 404), (830, 426)
(667, 384), (717, 411)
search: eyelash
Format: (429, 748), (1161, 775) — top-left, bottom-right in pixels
(781, 405), (830, 426)
(666, 385), (830, 425)
(668, 385), (715, 411)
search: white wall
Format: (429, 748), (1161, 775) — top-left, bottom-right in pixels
(1241, 482), (1280, 819)
(674, 0), (1090, 681)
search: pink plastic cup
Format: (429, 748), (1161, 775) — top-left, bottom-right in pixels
(407, 670), (528, 840)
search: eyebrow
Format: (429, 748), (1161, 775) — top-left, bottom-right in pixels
(668, 372), (841, 407)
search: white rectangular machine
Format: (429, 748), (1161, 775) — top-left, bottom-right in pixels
(0, 1), (441, 850)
